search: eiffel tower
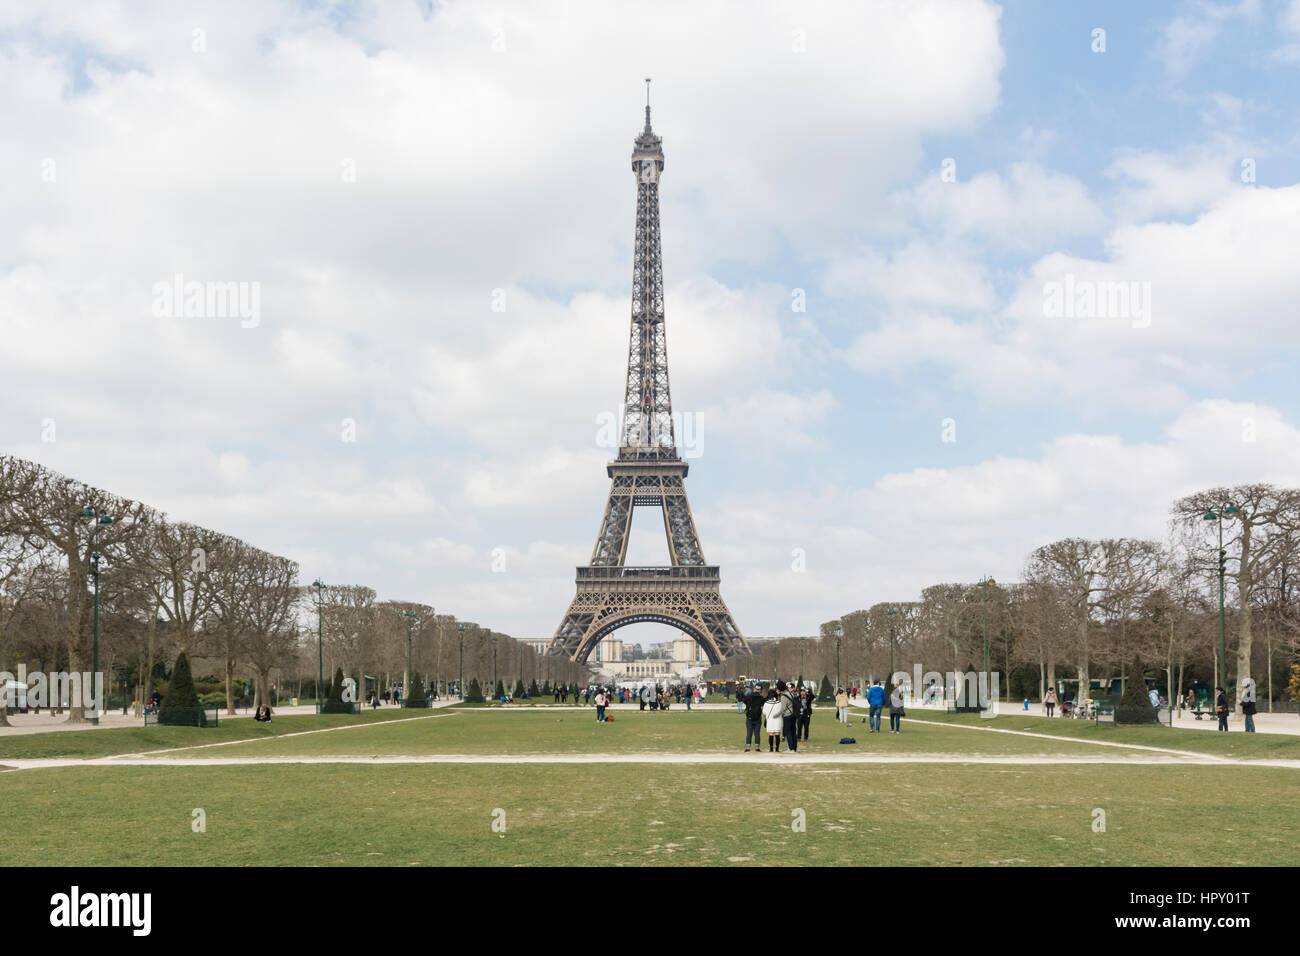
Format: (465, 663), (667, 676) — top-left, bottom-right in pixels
(546, 83), (749, 665)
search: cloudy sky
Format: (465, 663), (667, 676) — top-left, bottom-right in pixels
(4, 0), (1300, 645)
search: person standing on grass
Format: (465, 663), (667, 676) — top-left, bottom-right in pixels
(594, 689), (607, 722)
(1043, 687), (1058, 717)
(867, 680), (886, 733)
(798, 686), (812, 741)
(762, 688), (784, 752)
(743, 685), (764, 752)
(778, 680), (799, 752)
(1215, 686), (1229, 732)
(889, 683), (904, 734)
(835, 687), (849, 724)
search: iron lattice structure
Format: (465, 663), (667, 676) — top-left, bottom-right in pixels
(547, 92), (749, 665)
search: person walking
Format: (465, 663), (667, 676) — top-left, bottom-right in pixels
(743, 685), (764, 752)
(888, 683), (904, 734)
(867, 680), (886, 733)
(1043, 686), (1058, 717)
(835, 687), (849, 724)
(798, 686), (812, 741)
(686, 685), (693, 711)
(762, 688), (784, 753)
(1240, 680), (1257, 733)
(1215, 686), (1229, 732)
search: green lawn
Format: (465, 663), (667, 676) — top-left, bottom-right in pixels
(133, 708), (1140, 759)
(905, 710), (1300, 760)
(2, 762), (1295, 866)
(0, 708), (418, 760)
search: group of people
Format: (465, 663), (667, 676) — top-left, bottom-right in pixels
(737, 681), (813, 752)
(562, 683), (703, 713)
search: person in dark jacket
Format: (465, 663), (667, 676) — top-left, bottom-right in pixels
(1240, 679), (1257, 733)
(779, 681), (799, 752)
(797, 686), (812, 741)
(743, 685), (764, 751)
(1215, 686), (1229, 732)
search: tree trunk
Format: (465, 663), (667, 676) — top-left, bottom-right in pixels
(1236, 530), (1253, 687)
(225, 656), (236, 716)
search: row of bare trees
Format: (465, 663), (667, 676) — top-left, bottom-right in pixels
(706, 484), (1300, 704)
(0, 456), (585, 723)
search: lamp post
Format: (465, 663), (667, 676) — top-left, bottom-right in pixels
(886, 608), (898, 697)
(1203, 502), (1239, 692)
(834, 622), (843, 692)
(458, 624), (465, 698)
(799, 637), (806, 687)
(403, 610), (417, 704)
(492, 633), (499, 699)
(977, 576), (996, 705)
(312, 579), (325, 713)
(80, 507), (114, 725)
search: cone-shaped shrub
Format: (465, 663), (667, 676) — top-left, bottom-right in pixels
(817, 675), (834, 702)
(404, 671), (427, 707)
(159, 652), (204, 726)
(1117, 654), (1157, 724)
(465, 677), (485, 703)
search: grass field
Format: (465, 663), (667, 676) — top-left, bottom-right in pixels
(2, 705), (1297, 866)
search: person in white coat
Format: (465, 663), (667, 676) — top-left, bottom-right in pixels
(762, 689), (784, 753)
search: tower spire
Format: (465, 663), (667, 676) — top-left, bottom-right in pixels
(644, 77), (652, 132)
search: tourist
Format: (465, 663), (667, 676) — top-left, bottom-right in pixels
(798, 686), (812, 741)
(1215, 686), (1229, 732)
(835, 687), (848, 724)
(778, 680), (798, 752)
(866, 679), (886, 733)
(595, 689), (607, 722)
(888, 683), (904, 734)
(762, 688), (783, 752)
(743, 685), (763, 752)
(1043, 686), (1058, 717)
(1240, 680), (1257, 733)
(685, 685), (693, 711)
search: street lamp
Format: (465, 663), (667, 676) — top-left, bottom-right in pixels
(976, 576), (996, 705)
(403, 610), (417, 705)
(492, 633), (499, 699)
(458, 624), (465, 699)
(799, 637), (806, 687)
(886, 608), (898, 697)
(311, 579), (325, 713)
(1203, 503), (1240, 693)
(833, 621), (843, 692)
(80, 507), (114, 725)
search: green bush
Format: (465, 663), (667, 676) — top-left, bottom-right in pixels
(403, 671), (427, 707)
(513, 679), (525, 699)
(1116, 654), (1156, 725)
(465, 678), (485, 703)
(159, 652), (203, 726)
(817, 675), (834, 702)
(528, 679), (539, 697)
(321, 667), (353, 714)
(494, 680), (506, 701)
